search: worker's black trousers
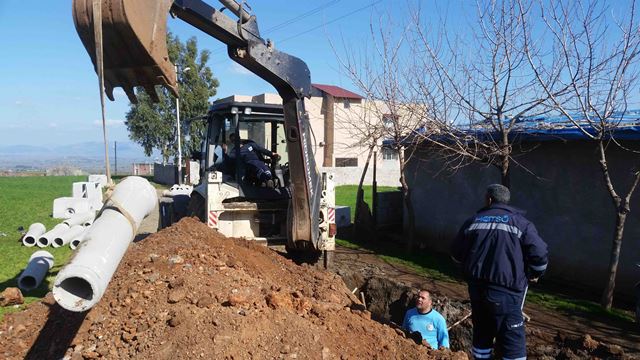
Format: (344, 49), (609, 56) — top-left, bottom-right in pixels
(468, 283), (527, 360)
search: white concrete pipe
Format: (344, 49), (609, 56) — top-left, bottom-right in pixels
(69, 231), (89, 250)
(88, 174), (108, 187)
(63, 212), (95, 227)
(38, 223), (70, 248)
(22, 223), (46, 247)
(53, 225), (86, 248)
(18, 251), (54, 292)
(53, 197), (93, 219)
(53, 176), (158, 312)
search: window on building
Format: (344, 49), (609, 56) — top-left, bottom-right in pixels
(335, 157), (358, 167)
(343, 99), (351, 109)
(382, 148), (398, 160)
(382, 114), (398, 128)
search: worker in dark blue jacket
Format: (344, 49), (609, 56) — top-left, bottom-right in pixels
(452, 184), (548, 360)
(228, 133), (279, 187)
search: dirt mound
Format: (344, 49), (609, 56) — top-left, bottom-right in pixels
(0, 217), (467, 360)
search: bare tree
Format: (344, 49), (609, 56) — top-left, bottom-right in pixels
(407, 0), (569, 187)
(334, 13), (428, 250)
(523, 0), (640, 309)
(331, 95), (386, 238)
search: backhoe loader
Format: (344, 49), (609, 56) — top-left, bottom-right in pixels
(73, 0), (336, 266)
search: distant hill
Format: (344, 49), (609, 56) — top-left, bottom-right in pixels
(0, 141), (154, 159)
(0, 141), (160, 172)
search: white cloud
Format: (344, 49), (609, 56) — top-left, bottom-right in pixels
(14, 100), (23, 105)
(93, 119), (125, 127)
(230, 62), (253, 76)
(49, 123), (58, 128)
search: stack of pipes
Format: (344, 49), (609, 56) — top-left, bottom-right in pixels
(23, 211), (96, 249)
(15, 174), (125, 296)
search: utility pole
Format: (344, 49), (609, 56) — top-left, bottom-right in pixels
(175, 64), (190, 185)
(176, 83), (182, 185)
(114, 141), (117, 176)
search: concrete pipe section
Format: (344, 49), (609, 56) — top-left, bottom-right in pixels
(69, 231), (89, 250)
(18, 251), (54, 292)
(53, 176), (158, 312)
(63, 212), (95, 227)
(53, 225), (86, 248)
(22, 223), (46, 247)
(38, 223), (70, 248)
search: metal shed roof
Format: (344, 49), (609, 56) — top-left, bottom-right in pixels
(311, 84), (363, 99)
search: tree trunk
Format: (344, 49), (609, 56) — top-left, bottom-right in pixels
(500, 141), (511, 188)
(322, 93), (335, 167)
(399, 149), (415, 251)
(355, 146), (376, 230)
(601, 211), (627, 309)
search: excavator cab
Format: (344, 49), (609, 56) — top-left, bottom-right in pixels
(201, 100), (290, 197)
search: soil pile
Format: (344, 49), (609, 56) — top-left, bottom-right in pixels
(0, 217), (466, 360)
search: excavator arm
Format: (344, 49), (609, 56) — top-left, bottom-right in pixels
(73, 0), (322, 249)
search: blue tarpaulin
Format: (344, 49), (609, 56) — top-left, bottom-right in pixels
(389, 110), (640, 146)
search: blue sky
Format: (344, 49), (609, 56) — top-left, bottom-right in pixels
(3, 1), (635, 150)
(0, 0), (410, 147)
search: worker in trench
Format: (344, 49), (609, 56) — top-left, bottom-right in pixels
(452, 184), (549, 360)
(402, 289), (450, 350)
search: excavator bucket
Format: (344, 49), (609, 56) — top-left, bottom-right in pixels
(72, 0), (178, 103)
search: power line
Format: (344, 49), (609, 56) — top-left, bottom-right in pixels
(278, 0), (382, 44)
(209, 0), (383, 66)
(265, 0), (342, 34)
(209, 0), (342, 57)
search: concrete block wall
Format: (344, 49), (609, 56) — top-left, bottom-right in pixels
(405, 141), (640, 298)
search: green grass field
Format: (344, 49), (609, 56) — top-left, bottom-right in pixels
(335, 184), (398, 221)
(0, 176), (84, 319)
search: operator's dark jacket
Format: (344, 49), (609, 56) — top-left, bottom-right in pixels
(452, 203), (549, 292)
(239, 140), (274, 163)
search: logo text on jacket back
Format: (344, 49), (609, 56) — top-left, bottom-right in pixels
(475, 215), (510, 223)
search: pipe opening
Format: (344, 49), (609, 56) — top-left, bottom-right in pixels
(70, 240), (81, 249)
(24, 236), (36, 245)
(54, 238), (64, 247)
(59, 277), (94, 302)
(19, 276), (37, 291)
(38, 237), (49, 247)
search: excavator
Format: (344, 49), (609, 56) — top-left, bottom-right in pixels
(72, 0), (336, 266)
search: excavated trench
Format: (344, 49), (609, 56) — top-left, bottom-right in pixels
(337, 270), (473, 353)
(334, 258), (635, 359)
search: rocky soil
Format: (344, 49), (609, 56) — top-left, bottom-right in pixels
(0, 217), (467, 360)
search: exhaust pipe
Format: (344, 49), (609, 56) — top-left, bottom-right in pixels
(18, 251), (54, 292)
(53, 176), (158, 312)
(22, 223), (46, 247)
(53, 225), (86, 248)
(38, 224), (70, 248)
